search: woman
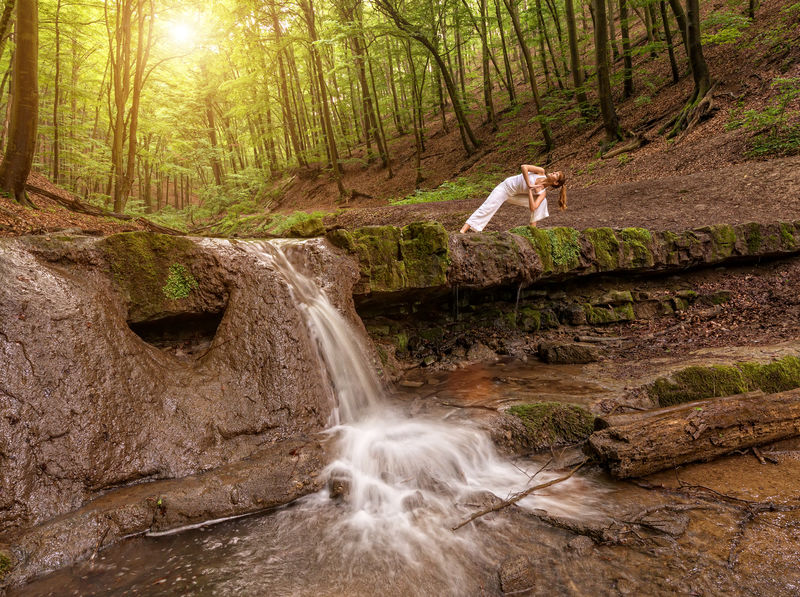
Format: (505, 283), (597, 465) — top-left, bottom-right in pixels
(460, 165), (567, 233)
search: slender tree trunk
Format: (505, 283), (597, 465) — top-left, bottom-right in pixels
(667, 0), (690, 58)
(620, 0), (634, 98)
(606, 0), (619, 59)
(0, 0), (16, 63)
(0, 0), (37, 207)
(301, 0), (346, 195)
(268, 2), (306, 167)
(565, 0), (590, 114)
(685, 0), (709, 102)
(405, 40), (424, 186)
(52, 0), (61, 183)
(479, 0), (496, 129)
(536, 0), (563, 89)
(591, 0), (622, 141)
(502, 0), (553, 151)
(367, 51), (393, 177)
(494, 0), (516, 105)
(660, 0), (680, 83)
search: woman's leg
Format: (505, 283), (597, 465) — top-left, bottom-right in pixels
(462, 182), (511, 232)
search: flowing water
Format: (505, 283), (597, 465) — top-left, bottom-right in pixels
(16, 241), (800, 596)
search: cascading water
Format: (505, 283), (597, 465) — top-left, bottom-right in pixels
(236, 240), (599, 592)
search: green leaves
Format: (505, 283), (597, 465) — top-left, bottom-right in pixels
(162, 263), (199, 300)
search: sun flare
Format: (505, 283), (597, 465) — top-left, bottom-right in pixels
(169, 21), (195, 47)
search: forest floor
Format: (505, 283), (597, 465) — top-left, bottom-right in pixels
(1, 0), (798, 239)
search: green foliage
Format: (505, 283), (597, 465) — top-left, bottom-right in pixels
(547, 227), (581, 269)
(727, 78), (800, 157)
(507, 402), (596, 448)
(634, 95), (652, 107)
(162, 263), (199, 300)
(617, 153), (632, 165)
(0, 550), (12, 579)
(701, 11), (751, 45)
(390, 174), (496, 205)
(648, 355), (800, 406)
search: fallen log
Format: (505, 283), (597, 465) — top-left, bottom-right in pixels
(587, 389), (800, 478)
(25, 183), (185, 236)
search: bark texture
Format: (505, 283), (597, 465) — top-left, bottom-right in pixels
(588, 390), (800, 478)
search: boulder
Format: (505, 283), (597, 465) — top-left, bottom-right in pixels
(538, 341), (600, 364)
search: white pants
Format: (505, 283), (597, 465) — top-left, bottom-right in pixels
(465, 178), (549, 232)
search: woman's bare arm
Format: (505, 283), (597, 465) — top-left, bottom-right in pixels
(521, 164), (545, 184)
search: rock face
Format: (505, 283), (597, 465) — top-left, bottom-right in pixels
(0, 233), (359, 537)
(328, 221), (800, 297)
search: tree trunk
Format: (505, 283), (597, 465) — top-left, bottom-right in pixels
(619, 0), (633, 98)
(565, 0), (590, 114)
(589, 390), (800, 478)
(52, 0), (61, 184)
(660, 0), (680, 83)
(479, 0), (496, 129)
(591, 0), (622, 141)
(685, 0), (710, 103)
(494, 0), (516, 106)
(0, 0), (37, 207)
(667, 0), (689, 58)
(502, 0), (553, 151)
(606, 0), (619, 59)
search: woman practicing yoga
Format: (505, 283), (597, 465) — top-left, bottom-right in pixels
(460, 165), (567, 233)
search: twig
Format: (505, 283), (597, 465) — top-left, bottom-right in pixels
(90, 525), (111, 561)
(452, 460), (586, 531)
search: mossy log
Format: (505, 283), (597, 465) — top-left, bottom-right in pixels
(588, 389), (800, 478)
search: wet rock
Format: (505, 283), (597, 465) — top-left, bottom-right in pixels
(327, 469), (351, 502)
(4, 438), (326, 588)
(466, 342), (496, 363)
(538, 341), (600, 364)
(401, 491), (425, 512)
(567, 535), (595, 556)
(0, 234), (361, 538)
(498, 555), (536, 595)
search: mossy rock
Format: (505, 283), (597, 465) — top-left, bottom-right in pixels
(744, 222), (763, 255)
(287, 216), (325, 238)
(507, 402), (596, 449)
(511, 226), (553, 273)
(593, 289), (633, 306)
(399, 222), (449, 288)
(738, 356), (800, 394)
(780, 222), (797, 249)
(647, 355), (800, 406)
(546, 227), (581, 272)
(583, 227), (621, 271)
(327, 222), (448, 293)
(518, 307), (542, 332)
(620, 227), (654, 268)
(98, 232), (200, 322)
(583, 304), (618, 325)
(706, 224), (737, 259)
(0, 549), (12, 580)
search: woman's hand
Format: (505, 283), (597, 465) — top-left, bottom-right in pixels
(521, 164), (545, 186)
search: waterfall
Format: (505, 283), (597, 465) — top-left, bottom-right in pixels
(237, 239), (597, 590)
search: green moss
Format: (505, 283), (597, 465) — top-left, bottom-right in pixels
(511, 226), (553, 273)
(708, 224), (737, 258)
(546, 227), (581, 271)
(780, 223), (797, 248)
(613, 303), (636, 321)
(594, 290), (633, 305)
(394, 332), (409, 354)
(583, 303), (617, 325)
(649, 365), (749, 406)
(162, 263), (199, 300)
(518, 307), (542, 332)
(672, 297), (689, 311)
(328, 222), (448, 293)
(746, 222), (763, 254)
(286, 215), (325, 238)
(507, 402), (596, 448)
(98, 232), (198, 321)
(709, 290), (731, 305)
(620, 227), (654, 267)
(540, 309), (560, 329)
(0, 550), (12, 580)
(399, 222), (449, 288)
(738, 356), (800, 394)
(583, 227), (621, 270)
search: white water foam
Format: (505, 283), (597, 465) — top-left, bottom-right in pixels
(237, 239), (600, 592)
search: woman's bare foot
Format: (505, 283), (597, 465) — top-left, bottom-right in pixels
(460, 223), (471, 233)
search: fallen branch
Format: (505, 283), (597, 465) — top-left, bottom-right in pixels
(25, 184), (185, 236)
(452, 460), (586, 531)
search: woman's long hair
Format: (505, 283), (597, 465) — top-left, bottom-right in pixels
(550, 171), (567, 211)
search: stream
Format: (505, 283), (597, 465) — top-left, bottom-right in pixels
(14, 242), (800, 596)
